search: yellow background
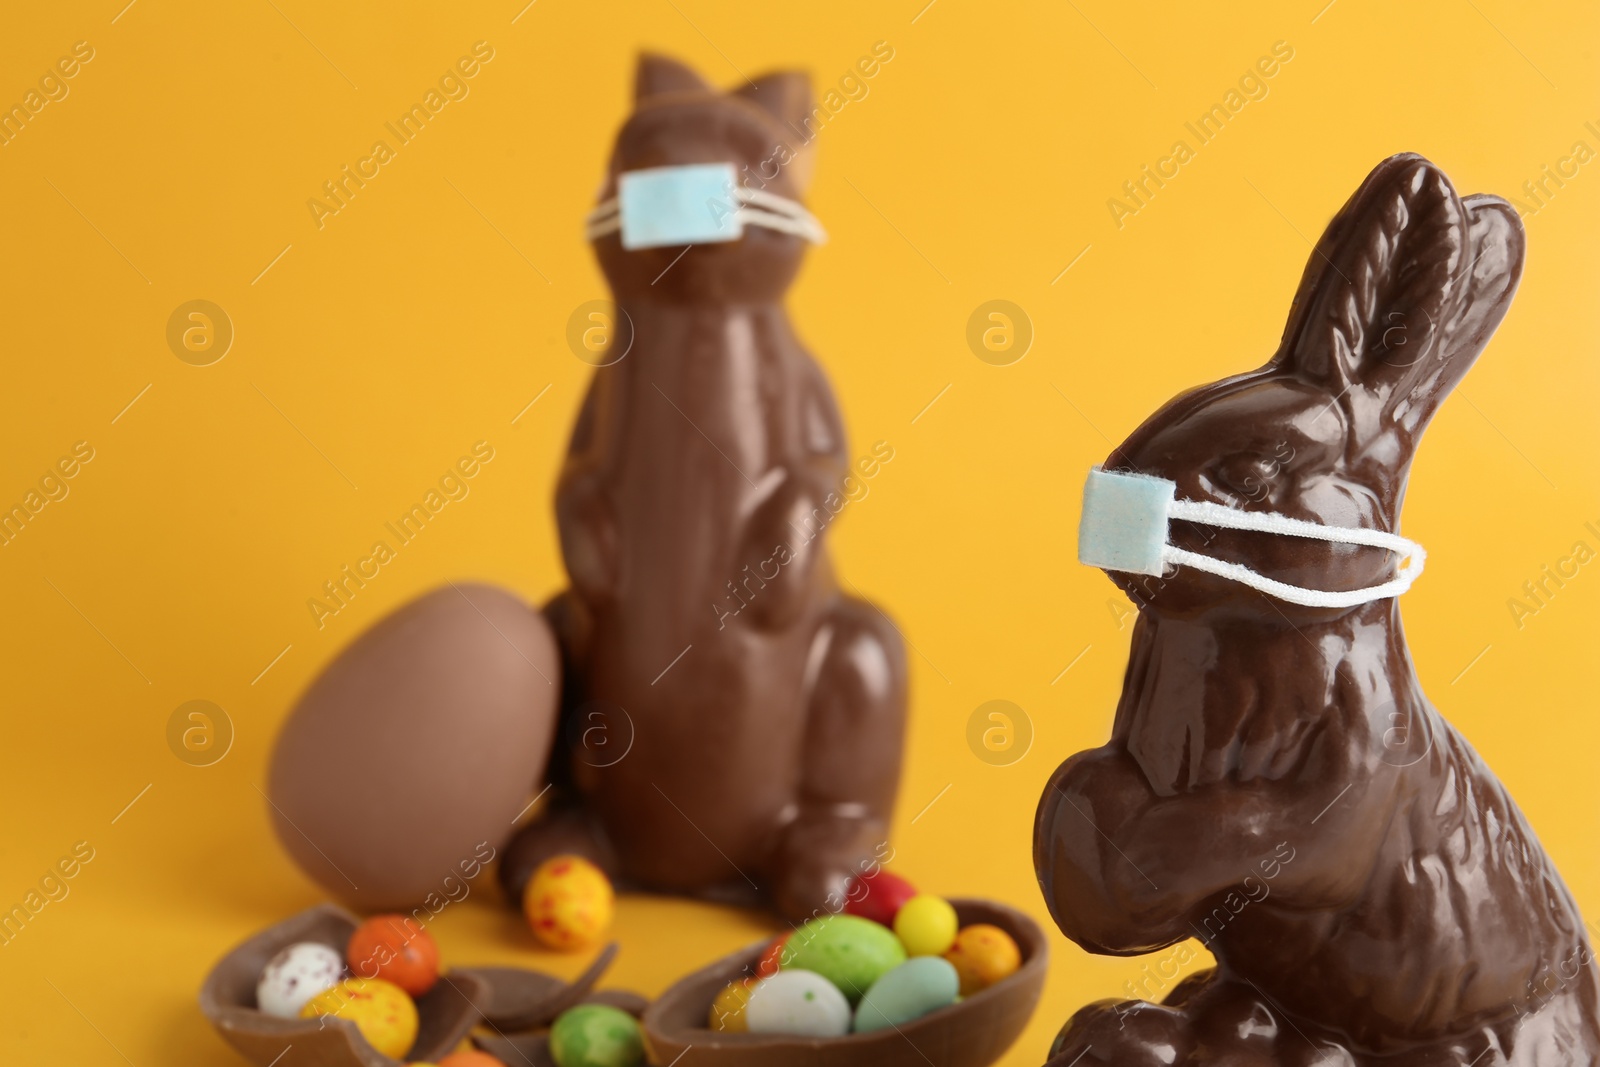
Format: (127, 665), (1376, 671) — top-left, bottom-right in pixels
(2, 0), (1597, 1063)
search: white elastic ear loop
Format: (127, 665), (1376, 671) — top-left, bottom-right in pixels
(585, 200), (621, 241)
(1164, 499), (1426, 609)
(735, 186), (827, 243)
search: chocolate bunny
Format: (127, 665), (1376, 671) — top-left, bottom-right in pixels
(500, 55), (907, 920)
(1036, 155), (1599, 1064)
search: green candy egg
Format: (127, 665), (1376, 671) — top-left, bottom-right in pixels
(853, 956), (960, 1033)
(549, 1004), (644, 1067)
(781, 914), (907, 1003)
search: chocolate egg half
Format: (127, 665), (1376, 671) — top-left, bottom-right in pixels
(267, 582), (559, 909)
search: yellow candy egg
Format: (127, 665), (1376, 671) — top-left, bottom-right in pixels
(299, 977), (418, 1059)
(893, 894), (958, 957)
(708, 979), (755, 1032)
(943, 923), (1022, 994)
(523, 854), (614, 951)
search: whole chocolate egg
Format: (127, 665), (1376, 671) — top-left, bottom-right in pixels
(267, 583), (558, 910)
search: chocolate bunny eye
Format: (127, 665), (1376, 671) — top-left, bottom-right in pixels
(1213, 454), (1282, 501)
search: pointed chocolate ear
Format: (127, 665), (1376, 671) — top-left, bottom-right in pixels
(1383, 193), (1523, 438)
(1271, 155), (1469, 408)
(733, 72), (817, 193)
(635, 52), (713, 101)
(1271, 155), (1525, 446)
(733, 71), (814, 130)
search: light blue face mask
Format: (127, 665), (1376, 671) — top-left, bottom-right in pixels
(1078, 466), (1425, 609)
(584, 162), (826, 251)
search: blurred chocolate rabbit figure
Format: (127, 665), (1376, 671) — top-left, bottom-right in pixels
(501, 55), (906, 921)
(1037, 155), (1599, 1064)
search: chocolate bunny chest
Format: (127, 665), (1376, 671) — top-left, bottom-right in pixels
(1250, 716), (1583, 1043)
(562, 303), (845, 815)
(574, 301), (838, 634)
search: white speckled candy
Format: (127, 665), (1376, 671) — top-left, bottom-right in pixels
(745, 969), (852, 1037)
(256, 941), (344, 1018)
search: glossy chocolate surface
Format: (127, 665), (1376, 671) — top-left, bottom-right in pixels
(1035, 155), (1597, 1064)
(500, 54), (908, 921)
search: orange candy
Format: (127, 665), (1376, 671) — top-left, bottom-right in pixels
(347, 914), (440, 996)
(409, 1051), (507, 1067)
(943, 924), (1021, 994)
(438, 1052), (509, 1067)
(522, 854), (614, 951)
(754, 932), (791, 978)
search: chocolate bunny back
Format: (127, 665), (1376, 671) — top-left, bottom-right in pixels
(1037, 155), (1599, 1064)
(500, 54), (907, 921)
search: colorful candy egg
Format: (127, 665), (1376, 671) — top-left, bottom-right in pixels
(843, 869), (918, 928)
(523, 855), (614, 951)
(853, 956), (960, 1033)
(256, 941), (343, 1018)
(709, 978), (755, 1031)
(754, 931), (791, 978)
(299, 976), (418, 1059)
(894, 894), (958, 957)
(549, 1004), (645, 1067)
(347, 914), (440, 996)
(783, 915), (906, 1003)
(745, 969), (852, 1037)
(944, 923), (1022, 994)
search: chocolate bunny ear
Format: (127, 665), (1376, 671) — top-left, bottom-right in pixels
(733, 71), (813, 129)
(635, 52), (713, 101)
(733, 71), (817, 192)
(1271, 154), (1524, 446)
